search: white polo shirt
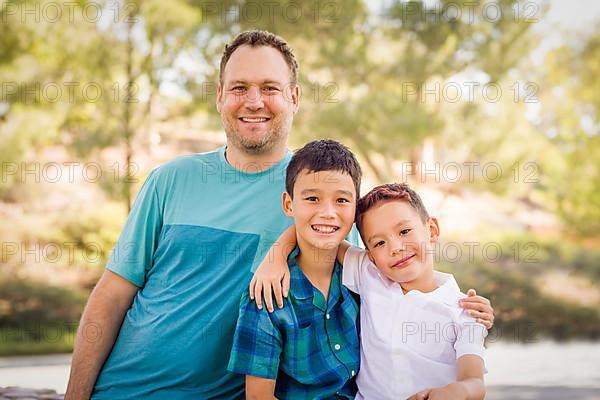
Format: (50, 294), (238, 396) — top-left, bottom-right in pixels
(343, 246), (487, 400)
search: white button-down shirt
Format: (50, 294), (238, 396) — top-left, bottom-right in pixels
(343, 247), (487, 400)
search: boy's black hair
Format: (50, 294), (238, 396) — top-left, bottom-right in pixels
(285, 139), (362, 199)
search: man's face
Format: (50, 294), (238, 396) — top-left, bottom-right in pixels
(282, 170), (356, 254)
(362, 201), (439, 286)
(217, 45), (299, 155)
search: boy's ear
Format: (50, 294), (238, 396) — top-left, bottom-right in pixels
(427, 217), (440, 243)
(366, 248), (375, 264)
(282, 192), (294, 217)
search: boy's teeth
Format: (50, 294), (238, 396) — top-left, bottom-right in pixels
(312, 225), (338, 233)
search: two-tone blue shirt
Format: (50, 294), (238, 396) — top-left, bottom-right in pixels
(93, 147), (295, 399)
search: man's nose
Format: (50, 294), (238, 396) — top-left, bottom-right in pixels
(243, 86), (264, 110)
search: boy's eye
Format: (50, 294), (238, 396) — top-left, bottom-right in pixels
(337, 198), (349, 203)
(400, 229), (411, 236)
(304, 196), (318, 202)
(373, 241), (384, 248)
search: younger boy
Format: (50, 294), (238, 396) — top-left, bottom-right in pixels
(227, 140), (362, 399)
(254, 183), (487, 400)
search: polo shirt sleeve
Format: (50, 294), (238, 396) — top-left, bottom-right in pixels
(454, 309), (488, 361)
(342, 246), (369, 294)
(106, 168), (163, 287)
(228, 292), (283, 380)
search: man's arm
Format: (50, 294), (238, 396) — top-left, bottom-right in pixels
(65, 270), (139, 400)
(246, 376), (278, 400)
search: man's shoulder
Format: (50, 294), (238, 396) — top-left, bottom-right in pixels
(156, 148), (222, 173)
(146, 148), (223, 187)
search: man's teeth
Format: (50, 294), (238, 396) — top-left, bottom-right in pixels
(241, 117), (268, 122)
(312, 225), (339, 233)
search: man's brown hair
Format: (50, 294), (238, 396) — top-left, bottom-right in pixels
(219, 30), (299, 85)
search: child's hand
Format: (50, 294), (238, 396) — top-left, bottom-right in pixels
(459, 289), (495, 330)
(249, 256), (291, 313)
(407, 384), (466, 400)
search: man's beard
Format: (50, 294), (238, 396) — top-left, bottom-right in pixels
(222, 113), (292, 155)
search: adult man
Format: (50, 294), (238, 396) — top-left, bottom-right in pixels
(65, 30), (494, 399)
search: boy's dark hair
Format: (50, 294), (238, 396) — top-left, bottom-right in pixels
(285, 139), (362, 200)
(356, 183), (430, 233)
(219, 30), (299, 85)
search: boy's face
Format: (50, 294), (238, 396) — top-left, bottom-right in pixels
(361, 200), (439, 286)
(283, 169), (356, 254)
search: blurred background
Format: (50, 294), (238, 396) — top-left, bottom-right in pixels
(0, 0), (599, 398)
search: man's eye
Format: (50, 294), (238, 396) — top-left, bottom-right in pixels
(400, 229), (411, 235)
(262, 86), (279, 92)
(337, 198), (349, 203)
(231, 86), (245, 92)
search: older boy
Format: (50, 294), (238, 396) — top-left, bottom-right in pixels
(227, 140), (362, 399)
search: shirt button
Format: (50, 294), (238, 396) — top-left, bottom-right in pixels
(326, 313), (330, 320)
(334, 344), (341, 350)
(351, 370), (356, 376)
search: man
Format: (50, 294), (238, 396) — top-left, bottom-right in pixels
(65, 30), (494, 399)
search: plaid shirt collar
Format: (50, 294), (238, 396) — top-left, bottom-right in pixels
(287, 246), (344, 312)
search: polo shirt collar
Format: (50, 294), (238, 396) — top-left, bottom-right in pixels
(400, 270), (462, 305)
(287, 246), (347, 310)
(288, 247), (314, 300)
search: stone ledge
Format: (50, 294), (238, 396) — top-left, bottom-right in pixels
(0, 387), (64, 400)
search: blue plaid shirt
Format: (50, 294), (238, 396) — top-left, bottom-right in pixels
(228, 247), (360, 399)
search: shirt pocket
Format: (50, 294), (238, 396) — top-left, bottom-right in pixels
(280, 324), (317, 382)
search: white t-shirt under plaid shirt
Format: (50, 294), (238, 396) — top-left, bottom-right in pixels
(342, 246), (487, 400)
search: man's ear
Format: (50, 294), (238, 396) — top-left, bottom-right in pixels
(282, 191), (294, 218)
(427, 217), (440, 244)
(216, 83), (223, 113)
(290, 83), (300, 114)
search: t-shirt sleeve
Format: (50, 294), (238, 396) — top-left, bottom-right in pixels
(342, 246), (370, 294)
(454, 309), (488, 361)
(228, 292), (283, 380)
(346, 224), (364, 248)
(106, 169), (163, 287)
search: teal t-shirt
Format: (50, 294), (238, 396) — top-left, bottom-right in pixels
(92, 146), (361, 399)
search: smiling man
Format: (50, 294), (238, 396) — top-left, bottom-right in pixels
(64, 30), (494, 400)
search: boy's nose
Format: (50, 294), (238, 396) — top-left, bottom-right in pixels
(318, 202), (336, 218)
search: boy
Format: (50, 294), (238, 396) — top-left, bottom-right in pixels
(227, 140), (362, 399)
(253, 183), (487, 400)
